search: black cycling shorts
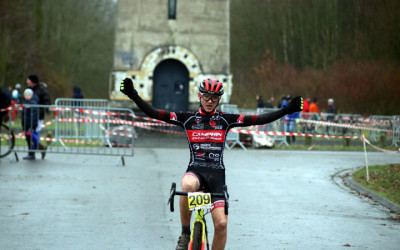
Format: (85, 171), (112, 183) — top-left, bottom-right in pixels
(184, 167), (227, 211)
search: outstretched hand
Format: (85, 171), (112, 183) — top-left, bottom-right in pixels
(120, 78), (138, 98)
(286, 96), (303, 114)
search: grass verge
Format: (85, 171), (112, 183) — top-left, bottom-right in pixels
(352, 164), (400, 205)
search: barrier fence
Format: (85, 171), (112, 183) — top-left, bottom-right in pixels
(1, 104), (136, 164)
(1, 102), (399, 158)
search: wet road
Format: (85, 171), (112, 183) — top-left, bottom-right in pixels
(0, 149), (399, 249)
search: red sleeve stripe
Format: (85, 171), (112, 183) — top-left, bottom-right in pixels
(251, 115), (258, 124)
(158, 110), (166, 119)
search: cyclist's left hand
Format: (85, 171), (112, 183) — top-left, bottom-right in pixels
(286, 96), (303, 114)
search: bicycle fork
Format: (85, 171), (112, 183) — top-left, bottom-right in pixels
(190, 209), (209, 250)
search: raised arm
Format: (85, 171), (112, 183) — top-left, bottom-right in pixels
(120, 78), (172, 123)
(239, 96), (303, 126)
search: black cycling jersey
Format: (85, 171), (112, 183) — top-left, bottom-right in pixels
(170, 108), (244, 169)
(130, 94), (290, 170)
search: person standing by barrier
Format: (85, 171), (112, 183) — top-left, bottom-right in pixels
(301, 97), (310, 133)
(326, 98), (337, 135)
(21, 89), (39, 160)
(256, 95), (264, 108)
(309, 97), (320, 134)
(72, 86), (84, 106)
(120, 78), (303, 250)
(26, 75), (51, 159)
(10, 84), (23, 124)
(285, 96), (299, 144)
(0, 89), (10, 122)
(264, 96), (275, 108)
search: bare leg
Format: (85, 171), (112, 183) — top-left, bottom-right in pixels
(179, 175), (200, 227)
(211, 207), (228, 250)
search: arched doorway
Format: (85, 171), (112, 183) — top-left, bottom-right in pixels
(153, 59), (189, 111)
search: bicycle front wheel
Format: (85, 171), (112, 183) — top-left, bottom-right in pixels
(191, 221), (203, 250)
(0, 123), (15, 158)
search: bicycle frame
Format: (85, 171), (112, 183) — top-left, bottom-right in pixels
(168, 182), (229, 250)
(190, 209), (208, 250)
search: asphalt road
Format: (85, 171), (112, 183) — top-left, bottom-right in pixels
(0, 148), (399, 250)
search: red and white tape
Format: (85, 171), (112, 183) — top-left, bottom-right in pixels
(298, 119), (394, 134)
(361, 135), (400, 153)
(231, 128), (361, 139)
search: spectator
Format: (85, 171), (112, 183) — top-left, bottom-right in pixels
(7, 83), (23, 124)
(326, 98), (337, 135)
(280, 95), (290, 109)
(21, 89), (39, 160)
(285, 96), (299, 144)
(327, 98), (336, 120)
(2, 86), (12, 103)
(309, 98), (319, 114)
(72, 86), (84, 106)
(301, 97), (310, 133)
(0, 89), (10, 122)
(309, 97), (320, 134)
(264, 96), (275, 108)
(14, 83), (23, 104)
(302, 97), (310, 113)
(256, 95), (264, 108)
(26, 74), (51, 159)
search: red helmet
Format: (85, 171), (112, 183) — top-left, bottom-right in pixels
(199, 78), (224, 96)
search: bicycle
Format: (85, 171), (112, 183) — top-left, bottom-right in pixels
(0, 117), (15, 158)
(168, 182), (229, 250)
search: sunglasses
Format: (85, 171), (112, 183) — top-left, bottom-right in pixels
(201, 93), (221, 102)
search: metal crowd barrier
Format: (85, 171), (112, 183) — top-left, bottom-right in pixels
(54, 98), (112, 148)
(55, 98), (110, 108)
(256, 108), (288, 146)
(392, 116), (400, 146)
(220, 104), (246, 150)
(300, 112), (364, 137)
(8, 104), (135, 164)
(367, 115), (395, 144)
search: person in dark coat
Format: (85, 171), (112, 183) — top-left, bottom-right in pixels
(26, 74), (51, 158)
(21, 89), (40, 160)
(72, 86), (84, 106)
(256, 95), (264, 108)
(26, 75), (51, 120)
(73, 86), (84, 99)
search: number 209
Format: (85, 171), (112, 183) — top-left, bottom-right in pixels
(188, 193), (211, 208)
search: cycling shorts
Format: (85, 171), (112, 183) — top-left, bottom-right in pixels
(184, 167), (227, 212)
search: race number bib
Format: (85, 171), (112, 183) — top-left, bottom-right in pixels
(188, 192), (212, 210)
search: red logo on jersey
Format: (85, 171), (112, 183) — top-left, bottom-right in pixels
(237, 115), (244, 123)
(196, 152), (205, 158)
(209, 120), (216, 128)
(170, 112), (177, 121)
(187, 130), (225, 143)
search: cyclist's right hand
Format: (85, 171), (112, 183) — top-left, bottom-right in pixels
(120, 78), (138, 98)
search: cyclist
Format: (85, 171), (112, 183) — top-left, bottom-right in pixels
(120, 78), (303, 250)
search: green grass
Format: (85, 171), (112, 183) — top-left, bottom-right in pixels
(352, 164), (400, 205)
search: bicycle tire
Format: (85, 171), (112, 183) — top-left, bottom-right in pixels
(191, 221), (203, 250)
(0, 123), (15, 158)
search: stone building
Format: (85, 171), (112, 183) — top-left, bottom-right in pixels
(109, 0), (231, 111)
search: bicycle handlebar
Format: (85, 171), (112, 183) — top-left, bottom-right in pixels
(168, 182), (229, 215)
